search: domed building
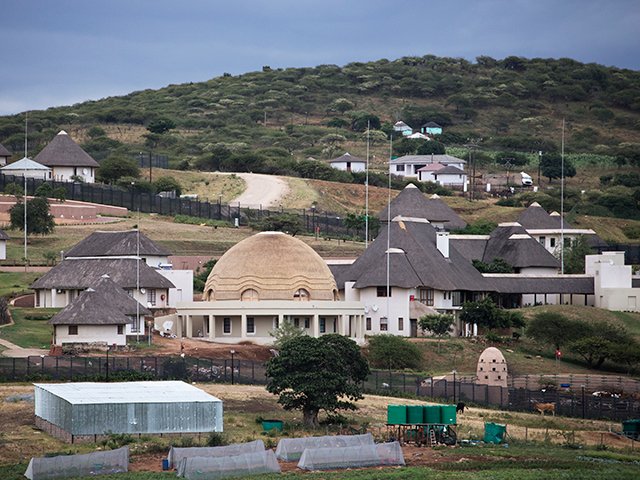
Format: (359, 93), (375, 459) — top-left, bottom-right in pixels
(476, 347), (508, 388)
(174, 232), (365, 344)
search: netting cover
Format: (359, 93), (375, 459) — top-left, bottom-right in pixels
(168, 440), (265, 468)
(275, 433), (374, 461)
(24, 446), (129, 480)
(177, 450), (281, 479)
(297, 442), (405, 471)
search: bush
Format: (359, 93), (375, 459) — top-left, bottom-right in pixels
(623, 224), (640, 239)
(367, 334), (423, 370)
(206, 432), (228, 447)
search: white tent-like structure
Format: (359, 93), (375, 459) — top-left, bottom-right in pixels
(0, 156), (51, 180)
(25, 446), (129, 480)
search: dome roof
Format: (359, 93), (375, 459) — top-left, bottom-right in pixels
(203, 232), (338, 301)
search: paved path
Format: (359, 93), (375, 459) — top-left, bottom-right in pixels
(0, 337), (48, 358)
(227, 173), (290, 209)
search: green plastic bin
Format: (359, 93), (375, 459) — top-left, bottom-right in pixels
(424, 405), (441, 424)
(441, 404), (457, 425)
(407, 405), (424, 424)
(622, 419), (640, 439)
(262, 419), (284, 432)
(484, 422), (507, 444)
(387, 405), (407, 425)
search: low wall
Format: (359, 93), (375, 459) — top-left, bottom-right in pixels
(0, 195), (127, 219)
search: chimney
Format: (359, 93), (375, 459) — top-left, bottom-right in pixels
(436, 231), (449, 258)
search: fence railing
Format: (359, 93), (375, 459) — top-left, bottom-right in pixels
(0, 174), (367, 240)
(2, 356), (640, 422)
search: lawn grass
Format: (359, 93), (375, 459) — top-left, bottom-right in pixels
(0, 307), (58, 348)
(0, 271), (41, 297)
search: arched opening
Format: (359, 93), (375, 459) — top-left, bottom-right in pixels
(241, 288), (259, 301)
(206, 289), (214, 301)
(293, 288), (310, 301)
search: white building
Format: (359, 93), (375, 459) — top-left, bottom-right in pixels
(389, 154), (466, 180)
(328, 152), (366, 173)
(34, 131), (99, 183)
(393, 121), (413, 136)
(586, 251), (640, 312)
(0, 157), (52, 180)
(0, 229), (7, 260)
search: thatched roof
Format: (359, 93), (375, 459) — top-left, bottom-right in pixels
(65, 230), (171, 258)
(31, 258), (174, 290)
(204, 231), (337, 301)
(516, 202), (574, 229)
(342, 218), (492, 292)
(49, 288), (132, 326)
(0, 143), (11, 156)
(486, 275), (594, 294)
(0, 229), (9, 241)
(34, 131), (99, 168)
(91, 275), (151, 316)
(328, 152), (365, 164)
(482, 224), (560, 269)
(378, 185), (467, 230)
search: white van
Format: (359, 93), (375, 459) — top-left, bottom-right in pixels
(520, 172), (533, 186)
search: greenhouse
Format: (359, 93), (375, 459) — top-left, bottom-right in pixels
(25, 446), (129, 480)
(297, 442), (405, 470)
(168, 440), (265, 468)
(275, 433), (374, 461)
(34, 381), (223, 442)
(176, 450), (281, 479)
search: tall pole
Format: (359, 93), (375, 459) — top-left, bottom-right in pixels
(386, 136), (392, 329)
(136, 219), (140, 342)
(365, 120), (370, 246)
(23, 113), (28, 264)
(560, 119), (565, 275)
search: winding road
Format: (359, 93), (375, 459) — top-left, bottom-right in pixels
(227, 173), (290, 209)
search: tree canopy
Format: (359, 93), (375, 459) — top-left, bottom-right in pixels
(9, 197), (55, 236)
(266, 334), (370, 427)
(540, 153), (576, 181)
(366, 334), (423, 370)
(97, 156), (140, 184)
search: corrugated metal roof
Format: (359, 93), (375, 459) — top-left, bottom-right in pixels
(34, 381), (221, 405)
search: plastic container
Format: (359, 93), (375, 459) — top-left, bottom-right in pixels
(622, 419), (640, 439)
(162, 458), (169, 471)
(407, 405), (424, 424)
(423, 405), (441, 424)
(440, 404), (457, 425)
(262, 420), (284, 432)
(484, 422), (507, 444)
(387, 405), (407, 425)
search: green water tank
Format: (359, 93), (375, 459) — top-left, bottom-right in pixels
(387, 405), (407, 424)
(407, 405), (424, 424)
(424, 405), (441, 424)
(441, 404), (457, 425)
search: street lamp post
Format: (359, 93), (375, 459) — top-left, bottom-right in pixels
(230, 349), (236, 385)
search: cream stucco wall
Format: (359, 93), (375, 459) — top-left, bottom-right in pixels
(54, 324), (125, 346)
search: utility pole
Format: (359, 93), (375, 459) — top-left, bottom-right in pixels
(537, 151), (543, 186)
(464, 138), (481, 200)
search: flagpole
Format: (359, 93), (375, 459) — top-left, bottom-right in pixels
(560, 119), (565, 275)
(386, 136), (392, 327)
(23, 113), (28, 265)
(365, 120), (370, 246)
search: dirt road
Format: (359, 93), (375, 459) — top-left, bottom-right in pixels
(226, 173), (290, 209)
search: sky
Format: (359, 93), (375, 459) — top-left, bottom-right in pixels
(1, 0), (639, 116)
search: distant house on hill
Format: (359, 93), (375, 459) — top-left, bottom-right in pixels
(34, 131), (99, 183)
(0, 143), (11, 166)
(393, 121), (413, 136)
(0, 157), (51, 180)
(421, 121), (443, 135)
(328, 152), (366, 173)
(389, 154), (466, 180)
(431, 165), (467, 187)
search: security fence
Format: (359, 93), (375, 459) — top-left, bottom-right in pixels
(2, 355), (640, 422)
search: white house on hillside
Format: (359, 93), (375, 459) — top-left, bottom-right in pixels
(0, 157), (51, 180)
(34, 131), (99, 183)
(390, 154), (466, 180)
(393, 121), (413, 136)
(328, 152), (366, 173)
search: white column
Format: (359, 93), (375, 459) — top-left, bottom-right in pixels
(186, 314), (193, 338)
(208, 315), (215, 340)
(177, 315), (183, 338)
(472, 323), (478, 337)
(312, 314), (320, 338)
(241, 314), (247, 339)
(277, 314), (284, 329)
(341, 315), (348, 336)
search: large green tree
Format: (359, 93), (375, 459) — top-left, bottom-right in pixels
(266, 334), (370, 427)
(525, 311), (583, 350)
(459, 298), (516, 331)
(367, 334), (423, 370)
(97, 156), (140, 184)
(540, 153), (576, 182)
(419, 314), (454, 352)
(9, 197), (55, 235)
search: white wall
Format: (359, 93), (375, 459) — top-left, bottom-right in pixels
(519, 267), (559, 276)
(52, 166), (95, 183)
(330, 161), (365, 173)
(353, 286), (411, 336)
(0, 240), (5, 260)
(54, 324), (124, 345)
(159, 269), (194, 306)
(434, 173), (467, 186)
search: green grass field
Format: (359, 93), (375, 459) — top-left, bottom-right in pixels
(0, 271), (41, 298)
(0, 307), (58, 348)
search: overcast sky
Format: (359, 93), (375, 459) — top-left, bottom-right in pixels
(1, 0), (639, 115)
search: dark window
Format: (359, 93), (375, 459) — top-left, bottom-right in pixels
(396, 164), (405, 172)
(294, 318), (300, 328)
(304, 318), (310, 329)
(319, 318), (326, 334)
(247, 317), (255, 334)
(398, 317), (404, 331)
(550, 238), (556, 248)
(223, 317), (231, 334)
(380, 317), (388, 331)
(377, 286), (391, 297)
(117, 325), (124, 335)
(366, 317), (372, 330)
(538, 236), (545, 245)
(147, 289), (157, 306)
(452, 291), (463, 307)
(68, 325), (78, 335)
(426, 289), (434, 306)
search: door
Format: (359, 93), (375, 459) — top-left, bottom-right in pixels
(410, 319), (418, 338)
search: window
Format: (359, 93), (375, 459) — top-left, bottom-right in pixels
(550, 238), (556, 248)
(377, 286), (391, 297)
(294, 318), (300, 328)
(147, 289), (157, 306)
(131, 316), (140, 333)
(419, 288), (434, 306)
(366, 317), (371, 330)
(538, 236), (546, 246)
(396, 164), (405, 172)
(380, 317), (388, 331)
(68, 325), (78, 335)
(452, 291), (463, 307)
(117, 325), (124, 335)
(319, 318), (326, 334)
(241, 289), (259, 301)
(294, 289), (309, 301)
(398, 317), (404, 331)
(444, 291), (452, 301)
(223, 317), (231, 334)
(304, 318), (310, 329)
(247, 317), (255, 334)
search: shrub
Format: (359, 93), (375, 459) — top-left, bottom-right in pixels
(206, 432), (228, 447)
(367, 334), (423, 370)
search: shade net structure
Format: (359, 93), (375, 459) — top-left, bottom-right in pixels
(176, 450), (281, 479)
(275, 433), (374, 461)
(169, 440), (265, 468)
(24, 446), (128, 480)
(297, 442), (405, 471)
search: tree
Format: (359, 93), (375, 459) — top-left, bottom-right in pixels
(153, 176), (182, 196)
(9, 197), (55, 235)
(525, 311), (583, 350)
(569, 337), (613, 369)
(540, 153), (576, 182)
(97, 156), (140, 184)
(472, 258), (514, 273)
(147, 118), (176, 135)
(561, 235), (592, 274)
(329, 98), (354, 114)
(416, 141), (446, 155)
(254, 213), (304, 236)
(266, 335), (370, 427)
(367, 334), (423, 370)
(193, 258), (216, 292)
(269, 320), (306, 349)
(419, 314), (454, 352)
(459, 298), (515, 332)
(350, 112), (380, 132)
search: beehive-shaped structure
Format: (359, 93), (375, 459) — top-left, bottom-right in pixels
(476, 347), (508, 387)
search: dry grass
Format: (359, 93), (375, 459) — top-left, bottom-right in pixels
(140, 168), (246, 203)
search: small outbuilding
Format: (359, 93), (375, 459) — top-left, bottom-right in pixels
(476, 347), (508, 388)
(34, 381), (223, 442)
(0, 156), (51, 180)
(328, 152), (366, 173)
(0, 228), (8, 260)
(0, 142), (11, 166)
